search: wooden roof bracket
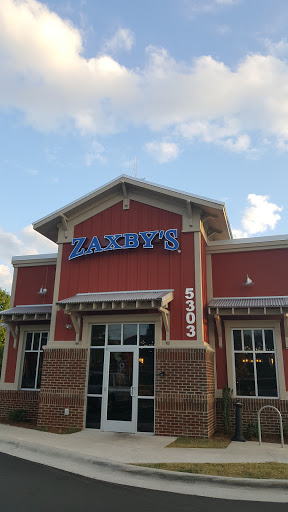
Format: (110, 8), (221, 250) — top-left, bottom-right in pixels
(70, 313), (81, 344)
(121, 180), (130, 210)
(159, 306), (170, 345)
(10, 324), (19, 349)
(60, 214), (69, 239)
(214, 315), (222, 348)
(186, 201), (193, 227)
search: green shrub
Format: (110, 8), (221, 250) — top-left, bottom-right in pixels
(283, 419), (288, 438)
(7, 409), (28, 423)
(222, 386), (233, 434)
(245, 422), (263, 440)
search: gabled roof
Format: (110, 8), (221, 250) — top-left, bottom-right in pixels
(33, 174), (232, 242)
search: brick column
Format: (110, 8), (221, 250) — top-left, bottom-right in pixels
(155, 348), (215, 437)
(37, 348), (88, 430)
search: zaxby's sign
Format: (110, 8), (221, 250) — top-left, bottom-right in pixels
(69, 229), (179, 260)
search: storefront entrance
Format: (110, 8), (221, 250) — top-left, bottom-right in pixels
(102, 347), (138, 433)
(86, 323), (155, 433)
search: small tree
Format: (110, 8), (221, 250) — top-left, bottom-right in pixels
(0, 288), (10, 373)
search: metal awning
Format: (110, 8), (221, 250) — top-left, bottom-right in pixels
(57, 290), (174, 345)
(57, 289), (173, 312)
(208, 297), (288, 349)
(209, 297), (288, 309)
(1, 304), (52, 322)
(208, 296), (288, 316)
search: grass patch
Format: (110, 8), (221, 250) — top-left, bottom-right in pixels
(137, 462), (288, 479)
(167, 435), (231, 449)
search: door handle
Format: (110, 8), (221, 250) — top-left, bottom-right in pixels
(130, 386), (136, 397)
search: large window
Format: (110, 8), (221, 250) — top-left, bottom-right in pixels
(232, 328), (278, 397)
(21, 331), (48, 390)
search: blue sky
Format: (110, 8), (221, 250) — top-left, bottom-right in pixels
(1, 0), (288, 291)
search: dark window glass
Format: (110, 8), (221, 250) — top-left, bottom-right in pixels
(256, 354), (277, 396)
(36, 352), (43, 390)
(234, 353), (256, 396)
(233, 330), (242, 351)
(108, 324), (121, 345)
(138, 349), (154, 396)
(137, 399), (154, 432)
(33, 332), (40, 351)
(21, 352), (38, 388)
(265, 330), (274, 351)
(107, 352), (133, 421)
(22, 331), (48, 390)
(86, 397), (102, 429)
(123, 324), (137, 345)
(91, 325), (105, 346)
(139, 324), (155, 346)
(41, 332), (48, 348)
(25, 333), (33, 350)
(243, 330), (252, 351)
(88, 349), (104, 394)
(254, 330), (263, 351)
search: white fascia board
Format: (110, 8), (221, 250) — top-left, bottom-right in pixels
(33, 174), (226, 228)
(208, 233), (288, 247)
(11, 253), (58, 266)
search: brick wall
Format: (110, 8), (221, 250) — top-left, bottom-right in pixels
(155, 348), (215, 437)
(37, 348), (88, 430)
(0, 390), (40, 423)
(216, 397), (288, 436)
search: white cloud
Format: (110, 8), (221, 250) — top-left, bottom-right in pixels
(2, 1), (288, 154)
(0, 264), (13, 292)
(231, 228), (249, 239)
(25, 168), (38, 175)
(102, 28), (135, 54)
(233, 194), (283, 238)
(215, 24), (231, 34)
(178, 120), (252, 154)
(145, 141), (179, 163)
(0, 224), (57, 291)
(263, 38), (288, 58)
(85, 140), (106, 166)
(185, 0), (239, 15)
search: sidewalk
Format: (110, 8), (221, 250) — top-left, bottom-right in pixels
(0, 424), (288, 503)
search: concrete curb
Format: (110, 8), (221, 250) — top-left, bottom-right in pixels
(0, 435), (288, 491)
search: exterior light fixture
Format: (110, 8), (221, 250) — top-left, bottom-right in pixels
(243, 274), (254, 286)
(38, 286), (47, 295)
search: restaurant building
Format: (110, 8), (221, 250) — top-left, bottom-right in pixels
(1, 175), (288, 437)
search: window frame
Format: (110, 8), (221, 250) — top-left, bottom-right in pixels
(231, 327), (279, 399)
(223, 319), (288, 400)
(20, 330), (49, 391)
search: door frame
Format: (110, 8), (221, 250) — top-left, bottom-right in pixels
(101, 345), (138, 433)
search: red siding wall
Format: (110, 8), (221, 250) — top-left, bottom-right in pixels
(212, 249), (288, 297)
(4, 333), (18, 383)
(4, 264), (56, 383)
(55, 200), (195, 341)
(14, 265), (56, 306)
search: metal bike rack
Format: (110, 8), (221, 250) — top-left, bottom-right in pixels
(257, 405), (284, 448)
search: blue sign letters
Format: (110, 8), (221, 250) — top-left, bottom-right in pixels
(69, 229), (179, 260)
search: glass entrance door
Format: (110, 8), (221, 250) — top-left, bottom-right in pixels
(102, 347), (138, 433)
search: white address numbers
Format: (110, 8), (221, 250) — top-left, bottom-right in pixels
(185, 287), (196, 338)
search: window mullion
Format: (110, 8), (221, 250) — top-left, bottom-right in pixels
(34, 348), (41, 390)
(252, 330), (258, 397)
